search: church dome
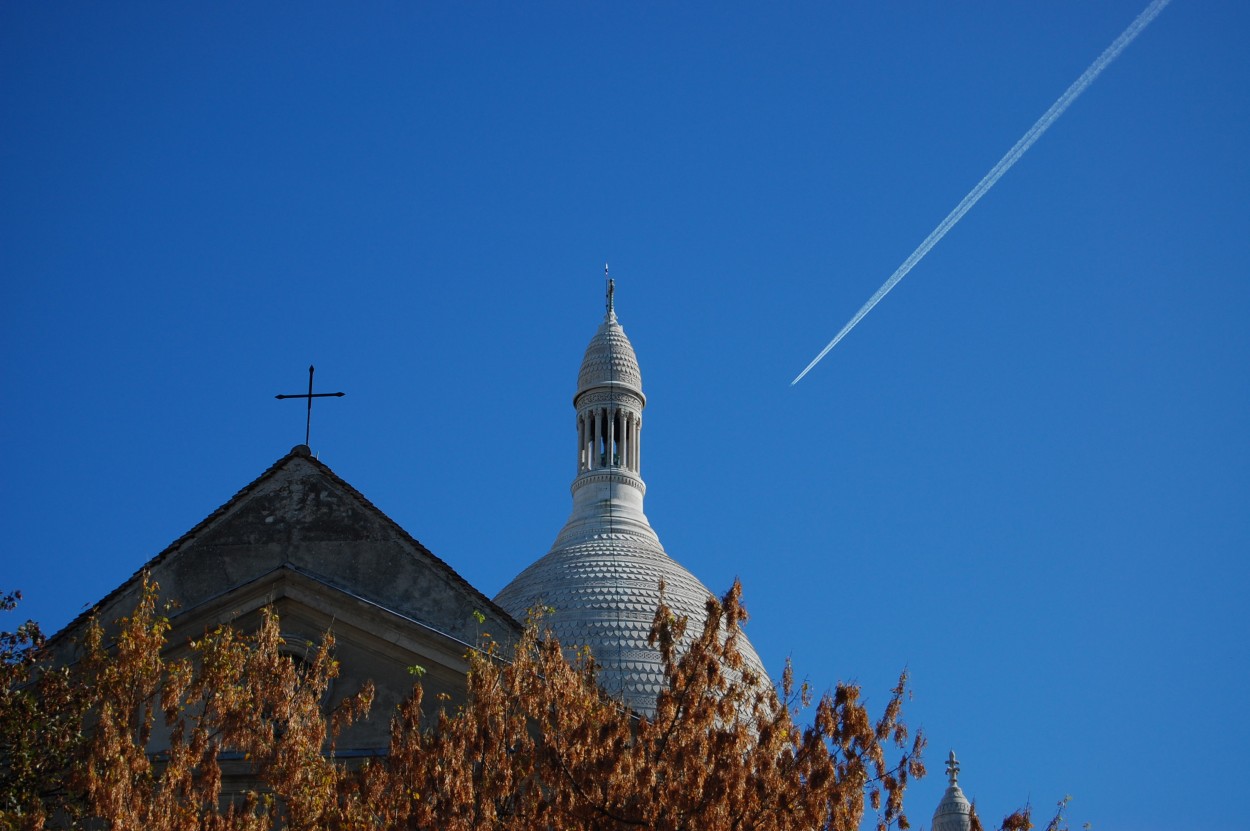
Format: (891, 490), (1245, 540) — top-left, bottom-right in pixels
(493, 528), (749, 712)
(494, 278), (765, 715)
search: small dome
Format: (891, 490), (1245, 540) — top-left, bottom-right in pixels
(575, 312), (644, 401)
(932, 751), (973, 831)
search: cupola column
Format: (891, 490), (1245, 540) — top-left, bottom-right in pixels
(633, 415), (641, 472)
(587, 411), (595, 470)
(592, 409), (601, 469)
(625, 411), (632, 470)
(603, 408), (611, 468)
(598, 408), (606, 468)
(621, 412), (630, 472)
(577, 412), (586, 472)
(631, 414), (637, 470)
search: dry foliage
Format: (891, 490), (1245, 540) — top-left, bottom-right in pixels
(1, 578), (1059, 831)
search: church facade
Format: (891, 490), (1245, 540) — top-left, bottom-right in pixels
(49, 285), (972, 829)
(51, 284), (763, 738)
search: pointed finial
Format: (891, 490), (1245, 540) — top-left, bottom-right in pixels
(605, 263), (615, 318)
(945, 750), (960, 786)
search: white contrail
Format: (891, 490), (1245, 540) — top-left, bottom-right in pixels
(791, 0), (1171, 386)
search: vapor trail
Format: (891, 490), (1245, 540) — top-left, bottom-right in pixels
(791, 0), (1170, 385)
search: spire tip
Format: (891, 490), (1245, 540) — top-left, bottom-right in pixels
(605, 264), (615, 318)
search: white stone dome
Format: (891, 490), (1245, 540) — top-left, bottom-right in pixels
(575, 309), (644, 401)
(493, 526), (760, 714)
(932, 751), (973, 831)
(495, 285), (765, 715)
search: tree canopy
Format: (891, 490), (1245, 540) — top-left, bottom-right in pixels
(0, 581), (1061, 831)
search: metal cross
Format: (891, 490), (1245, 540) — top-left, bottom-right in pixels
(275, 365), (345, 447)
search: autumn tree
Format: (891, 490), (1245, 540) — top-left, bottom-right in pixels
(338, 579), (924, 831)
(0, 592), (89, 828)
(1, 579), (1062, 831)
(1, 582), (373, 831)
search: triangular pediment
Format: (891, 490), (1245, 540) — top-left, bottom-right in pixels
(54, 446), (520, 652)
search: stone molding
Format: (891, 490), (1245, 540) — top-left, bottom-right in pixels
(571, 470), (646, 495)
(574, 389), (644, 410)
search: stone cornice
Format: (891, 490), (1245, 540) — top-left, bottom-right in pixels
(574, 387), (645, 410)
(570, 469), (646, 495)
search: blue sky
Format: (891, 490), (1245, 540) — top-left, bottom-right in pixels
(3, 2), (1247, 828)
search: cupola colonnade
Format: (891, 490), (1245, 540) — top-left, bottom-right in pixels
(577, 399), (641, 473)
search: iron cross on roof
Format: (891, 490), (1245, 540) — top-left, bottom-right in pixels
(275, 365), (345, 447)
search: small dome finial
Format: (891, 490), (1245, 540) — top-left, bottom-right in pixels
(946, 750), (961, 785)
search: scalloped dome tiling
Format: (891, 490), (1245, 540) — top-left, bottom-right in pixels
(575, 309), (644, 400)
